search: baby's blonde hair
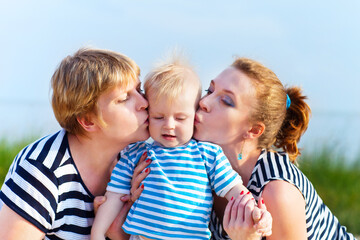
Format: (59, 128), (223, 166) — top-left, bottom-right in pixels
(144, 51), (201, 105)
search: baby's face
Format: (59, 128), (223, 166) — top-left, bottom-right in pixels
(148, 83), (199, 148)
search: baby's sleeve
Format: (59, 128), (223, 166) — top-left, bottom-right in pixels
(106, 142), (146, 194)
(206, 146), (243, 197)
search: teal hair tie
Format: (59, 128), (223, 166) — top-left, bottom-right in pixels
(286, 94), (291, 109)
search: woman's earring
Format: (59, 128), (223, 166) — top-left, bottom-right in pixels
(238, 140), (245, 161)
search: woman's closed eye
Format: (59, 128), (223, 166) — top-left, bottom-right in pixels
(221, 95), (235, 107)
(205, 88), (213, 95)
(117, 96), (129, 103)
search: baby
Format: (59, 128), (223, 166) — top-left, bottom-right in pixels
(91, 54), (269, 240)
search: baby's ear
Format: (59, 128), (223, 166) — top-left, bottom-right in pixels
(248, 122), (265, 138)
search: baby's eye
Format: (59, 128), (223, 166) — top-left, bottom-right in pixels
(176, 117), (187, 121)
(153, 116), (163, 120)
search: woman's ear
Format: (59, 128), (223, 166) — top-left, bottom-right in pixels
(77, 114), (97, 132)
(248, 122), (265, 138)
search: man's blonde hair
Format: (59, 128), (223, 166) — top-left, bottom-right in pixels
(144, 52), (201, 104)
(51, 48), (140, 136)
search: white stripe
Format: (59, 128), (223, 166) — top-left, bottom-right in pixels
(43, 130), (65, 168)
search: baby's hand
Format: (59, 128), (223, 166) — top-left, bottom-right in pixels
(252, 197), (272, 237)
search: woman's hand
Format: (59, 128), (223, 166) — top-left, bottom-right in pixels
(121, 152), (151, 202)
(93, 152), (151, 240)
(223, 192), (264, 240)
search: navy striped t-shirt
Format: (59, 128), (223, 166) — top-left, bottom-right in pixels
(0, 129), (95, 240)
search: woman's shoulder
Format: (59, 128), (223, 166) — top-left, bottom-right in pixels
(9, 130), (68, 172)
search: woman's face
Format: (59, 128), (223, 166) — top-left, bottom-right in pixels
(194, 67), (256, 146)
(96, 80), (149, 146)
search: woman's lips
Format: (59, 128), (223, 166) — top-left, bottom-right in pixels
(194, 114), (201, 124)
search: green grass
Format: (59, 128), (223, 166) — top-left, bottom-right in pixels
(0, 137), (359, 235)
(0, 136), (38, 185)
(298, 147), (360, 235)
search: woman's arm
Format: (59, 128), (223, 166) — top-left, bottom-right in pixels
(261, 180), (307, 240)
(0, 204), (45, 240)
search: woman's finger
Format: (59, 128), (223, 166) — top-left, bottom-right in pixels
(93, 196), (106, 215)
(131, 183), (145, 202)
(234, 192), (253, 223)
(242, 196), (255, 226)
(120, 194), (131, 202)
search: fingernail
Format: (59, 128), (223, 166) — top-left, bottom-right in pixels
(141, 184), (144, 189)
(231, 196), (234, 201)
(247, 191), (250, 194)
(142, 152), (146, 156)
(145, 168), (149, 173)
(146, 159), (151, 163)
(262, 199), (264, 204)
(240, 191), (244, 195)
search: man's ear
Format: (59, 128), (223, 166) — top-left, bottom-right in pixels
(248, 122), (265, 138)
(77, 114), (97, 133)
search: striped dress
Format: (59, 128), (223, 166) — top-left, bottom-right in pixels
(209, 149), (356, 240)
(0, 129), (95, 240)
(108, 140), (242, 240)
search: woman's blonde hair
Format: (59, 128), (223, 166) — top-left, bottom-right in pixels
(51, 48), (140, 136)
(232, 58), (311, 163)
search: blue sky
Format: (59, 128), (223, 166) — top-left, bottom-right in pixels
(1, 0), (360, 158)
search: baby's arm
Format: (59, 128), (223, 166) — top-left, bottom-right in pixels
(91, 191), (126, 240)
(224, 183), (250, 201)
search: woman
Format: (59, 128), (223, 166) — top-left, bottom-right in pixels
(0, 48), (149, 239)
(193, 58), (356, 239)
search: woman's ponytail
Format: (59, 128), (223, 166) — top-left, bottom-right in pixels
(274, 87), (311, 162)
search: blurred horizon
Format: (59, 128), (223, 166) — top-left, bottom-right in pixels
(1, 0), (359, 161)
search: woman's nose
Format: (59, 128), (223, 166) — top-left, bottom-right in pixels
(198, 96), (210, 112)
(137, 92), (148, 111)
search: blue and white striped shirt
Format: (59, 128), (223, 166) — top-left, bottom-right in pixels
(248, 150), (356, 240)
(107, 139), (242, 240)
(0, 129), (95, 240)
